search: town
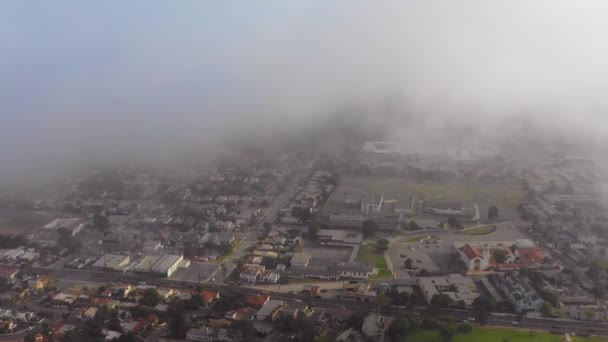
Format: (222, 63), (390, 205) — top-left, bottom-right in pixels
(0, 139), (607, 342)
(4, 2), (608, 342)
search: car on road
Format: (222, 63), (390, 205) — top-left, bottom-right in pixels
(511, 321), (519, 325)
(552, 324), (560, 329)
(467, 317), (475, 321)
(26, 326), (34, 331)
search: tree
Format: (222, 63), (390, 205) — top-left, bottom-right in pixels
(168, 300), (186, 337)
(376, 239), (389, 252)
(377, 292), (391, 312)
(488, 206), (499, 221)
(387, 313), (421, 341)
(140, 288), (161, 307)
(93, 213), (109, 231)
(82, 319), (104, 342)
(458, 322), (472, 334)
(404, 258), (413, 269)
(408, 220), (420, 230)
(439, 322), (457, 342)
(540, 301), (553, 317)
(231, 320), (257, 341)
(362, 220), (378, 237)
(430, 294), (452, 308)
(447, 217), (462, 230)
(291, 207), (311, 222)
(472, 296), (495, 324)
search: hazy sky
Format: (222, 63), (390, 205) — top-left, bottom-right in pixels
(2, 1), (608, 181)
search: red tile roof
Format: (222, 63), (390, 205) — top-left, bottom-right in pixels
(245, 294), (270, 307)
(460, 244), (481, 260)
(200, 291), (219, 303)
(517, 248), (546, 263)
(0, 267), (17, 277)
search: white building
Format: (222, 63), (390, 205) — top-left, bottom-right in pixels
(361, 194), (384, 213)
(424, 202), (465, 216)
(457, 244), (490, 271)
(336, 262), (375, 279)
(362, 313), (386, 338)
(418, 274), (480, 306)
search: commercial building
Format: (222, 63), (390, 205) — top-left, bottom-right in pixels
(92, 254), (130, 271)
(290, 252), (312, 267)
(418, 274), (479, 306)
(317, 229), (363, 245)
(134, 254), (188, 277)
(336, 262), (375, 279)
(337, 282), (377, 303)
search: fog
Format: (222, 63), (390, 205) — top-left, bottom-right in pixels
(2, 1), (608, 184)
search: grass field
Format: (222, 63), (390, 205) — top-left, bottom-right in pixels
(336, 177), (526, 207)
(404, 327), (604, 342)
(357, 244), (393, 280)
(459, 225), (497, 235)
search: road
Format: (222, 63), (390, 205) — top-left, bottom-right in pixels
(13, 265), (608, 338)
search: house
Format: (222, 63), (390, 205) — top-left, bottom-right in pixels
(200, 291), (220, 306)
(361, 313), (386, 338)
(0, 319), (17, 332)
(240, 265), (265, 283)
(245, 294), (270, 308)
(34, 275), (52, 290)
(336, 262), (375, 279)
(489, 273), (543, 313)
(256, 300), (285, 321)
(225, 307), (257, 321)
(0, 267), (18, 280)
(260, 270), (280, 283)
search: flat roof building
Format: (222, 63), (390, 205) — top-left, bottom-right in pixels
(92, 254), (130, 271)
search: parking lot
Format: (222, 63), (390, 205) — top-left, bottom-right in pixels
(301, 242), (353, 268)
(388, 222), (528, 278)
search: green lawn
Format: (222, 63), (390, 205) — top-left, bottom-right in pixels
(459, 225), (497, 235)
(348, 177), (527, 206)
(357, 245), (392, 279)
(406, 327), (563, 342)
